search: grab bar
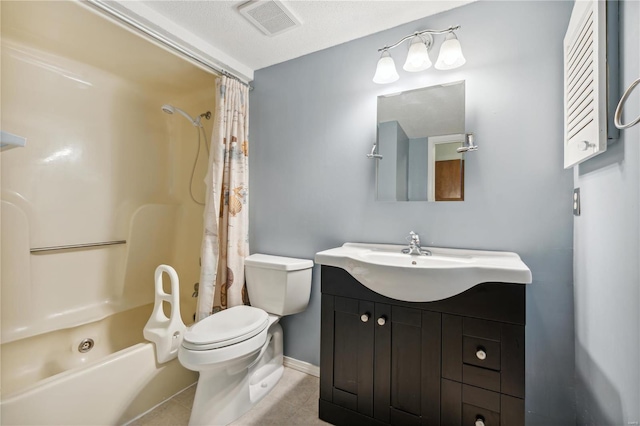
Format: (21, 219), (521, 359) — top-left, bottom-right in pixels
(144, 265), (186, 364)
(614, 77), (640, 130)
(30, 240), (126, 253)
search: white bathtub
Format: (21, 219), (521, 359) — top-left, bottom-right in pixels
(0, 305), (197, 426)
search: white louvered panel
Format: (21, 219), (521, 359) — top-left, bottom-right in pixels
(563, 0), (608, 168)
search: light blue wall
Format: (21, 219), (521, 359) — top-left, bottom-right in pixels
(249, 1), (574, 424)
(376, 120), (409, 201)
(395, 122), (408, 201)
(574, 1), (640, 424)
(377, 121), (400, 201)
(408, 137), (428, 201)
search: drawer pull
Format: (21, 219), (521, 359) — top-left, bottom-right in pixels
(476, 347), (487, 360)
(475, 415), (485, 426)
(377, 316), (387, 326)
(361, 313), (370, 322)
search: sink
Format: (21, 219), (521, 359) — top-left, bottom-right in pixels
(315, 243), (532, 302)
(361, 250), (474, 266)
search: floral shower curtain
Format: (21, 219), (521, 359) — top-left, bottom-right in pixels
(197, 76), (250, 321)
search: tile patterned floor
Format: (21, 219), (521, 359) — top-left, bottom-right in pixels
(130, 367), (330, 426)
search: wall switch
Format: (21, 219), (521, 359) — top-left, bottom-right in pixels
(573, 188), (581, 216)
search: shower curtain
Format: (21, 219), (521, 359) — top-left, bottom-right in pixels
(197, 76), (250, 320)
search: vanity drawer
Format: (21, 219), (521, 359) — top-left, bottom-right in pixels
(443, 315), (524, 398)
(463, 318), (501, 341)
(442, 379), (525, 426)
(463, 318), (501, 373)
(463, 404), (500, 426)
(463, 384), (500, 414)
(442, 380), (513, 426)
(463, 336), (501, 371)
(463, 364), (500, 392)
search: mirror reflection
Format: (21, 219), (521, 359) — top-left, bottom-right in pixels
(376, 81), (465, 202)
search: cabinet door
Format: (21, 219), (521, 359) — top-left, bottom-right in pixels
(321, 295), (375, 416)
(374, 305), (441, 425)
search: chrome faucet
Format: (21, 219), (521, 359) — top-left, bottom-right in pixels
(402, 231), (432, 256)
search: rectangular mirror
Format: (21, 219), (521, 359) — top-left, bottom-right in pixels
(376, 81), (465, 202)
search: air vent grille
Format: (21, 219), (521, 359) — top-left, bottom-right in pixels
(238, 0), (301, 37)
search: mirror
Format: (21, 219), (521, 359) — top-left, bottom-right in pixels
(376, 81), (465, 202)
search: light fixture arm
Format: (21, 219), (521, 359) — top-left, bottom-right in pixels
(377, 25), (461, 52)
(366, 143), (383, 160)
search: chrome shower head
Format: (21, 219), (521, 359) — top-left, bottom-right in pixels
(161, 104), (211, 127)
(161, 104), (198, 126)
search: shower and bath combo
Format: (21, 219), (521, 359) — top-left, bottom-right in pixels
(162, 104), (211, 205)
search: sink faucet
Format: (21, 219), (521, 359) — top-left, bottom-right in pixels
(402, 231), (432, 256)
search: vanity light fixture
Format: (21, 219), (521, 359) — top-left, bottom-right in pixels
(373, 26), (465, 84)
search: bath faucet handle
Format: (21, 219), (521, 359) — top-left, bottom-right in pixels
(407, 231), (420, 246)
(402, 232), (432, 256)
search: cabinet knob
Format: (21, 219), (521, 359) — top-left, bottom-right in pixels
(377, 316), (387, 326)
(361, 313), (370, 322)
(475, 416), (485, 426)
(476, 347), (487, 361)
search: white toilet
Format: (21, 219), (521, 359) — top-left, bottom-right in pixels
(146, 254), (313, 426)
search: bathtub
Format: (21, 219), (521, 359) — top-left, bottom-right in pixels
(0, 306), (198, 425)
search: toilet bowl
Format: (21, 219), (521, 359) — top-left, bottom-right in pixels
(178, 306), (283, 426)
(144, 254), (313, 426)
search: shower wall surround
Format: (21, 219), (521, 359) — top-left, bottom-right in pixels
(1, 1), (215, 344)
(250, 1), (574, 425)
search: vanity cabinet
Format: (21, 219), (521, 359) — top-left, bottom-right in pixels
(322, 296), (441, 424)
(319, 266), (526, 426)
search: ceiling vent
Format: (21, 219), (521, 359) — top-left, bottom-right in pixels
(238, 0), (301, 37)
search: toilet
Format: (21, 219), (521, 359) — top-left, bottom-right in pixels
(144, 254), (313, 426)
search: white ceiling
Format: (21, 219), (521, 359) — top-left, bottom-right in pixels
(135, 0), (474, 75)
(378, 81), (464, 139)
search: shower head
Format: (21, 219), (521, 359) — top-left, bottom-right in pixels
(161, 104), (203, 127)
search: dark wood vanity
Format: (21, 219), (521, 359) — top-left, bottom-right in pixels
(319, 265), (526, 426)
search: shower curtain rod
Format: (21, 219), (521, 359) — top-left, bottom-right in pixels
(82, 0), (253, 90)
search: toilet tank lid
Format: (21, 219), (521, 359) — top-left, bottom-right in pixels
(245, 254), (313, 271)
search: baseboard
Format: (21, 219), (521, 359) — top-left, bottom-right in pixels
(283, 356), (320, 377)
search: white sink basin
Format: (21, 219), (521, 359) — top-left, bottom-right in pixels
(315, 243), (532, 302)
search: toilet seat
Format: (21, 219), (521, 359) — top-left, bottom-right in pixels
(182, 305), (269, 351)
(178, 315), (281, 371)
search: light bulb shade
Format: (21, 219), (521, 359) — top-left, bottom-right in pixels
(373, 50), (399, 84)
(403, 36), (432, 72)
(435, 33), (466, 70)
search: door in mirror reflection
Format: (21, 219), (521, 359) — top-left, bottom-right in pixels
(428, 135), (465, 202)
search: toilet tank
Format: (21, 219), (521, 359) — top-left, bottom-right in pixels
(245, 254), (313, 316)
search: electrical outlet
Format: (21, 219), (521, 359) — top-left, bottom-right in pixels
(573, 188), (581, 216)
